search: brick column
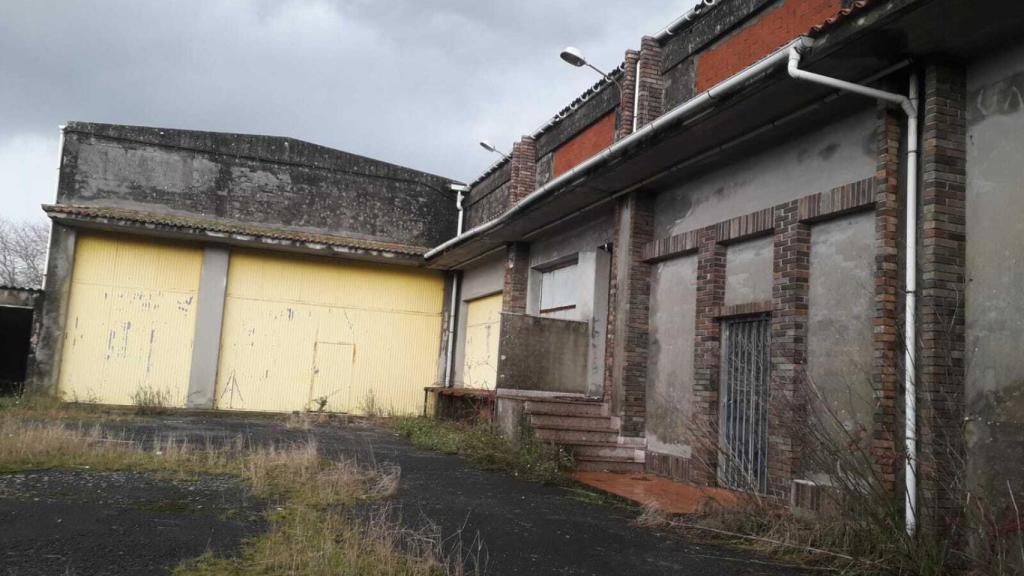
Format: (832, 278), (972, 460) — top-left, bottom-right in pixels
(691, 227), (726, 485)
(508, 136), (537, 205)
(768, 200), (810, 498)
(636, 36), (665, 129)
(608, 192), (654, 437)
(616, 49), (639, 140)
(917, 61), (967, 530)
(502, 242), (530, 315)
(873, 106), (904, 494)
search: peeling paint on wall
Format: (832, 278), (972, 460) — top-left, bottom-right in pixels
(58, 234), (202, 406)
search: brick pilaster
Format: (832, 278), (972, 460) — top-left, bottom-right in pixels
(873, 106), (904, 494)
(691, 227), (726, 485)
(636, 36), (665, 129)
(508, 137), (537, 205)
(502, 242), (530, 315)
(917, 61), (967, 530)
(616, 49), (639, 140)
(768, 200), (810, 498)
(609, 192), (654, 437)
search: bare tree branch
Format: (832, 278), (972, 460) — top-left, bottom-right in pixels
(0, 217), (49, 288)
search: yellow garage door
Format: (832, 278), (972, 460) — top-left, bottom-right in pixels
(214, 251), (444, 415)
(59, 234), (203, 406)
(462, 293), (502, 389)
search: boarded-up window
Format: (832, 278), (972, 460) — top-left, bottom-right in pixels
(539, 260), (578, 320)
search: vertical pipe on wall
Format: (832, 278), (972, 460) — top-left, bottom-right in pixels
(787, 41), (920, 535)
(633, 57), (641, 133)
(903, 72), (920, 535)
(443, 188), (466, 387)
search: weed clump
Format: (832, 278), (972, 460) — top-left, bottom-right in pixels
(392, 416), (573, 485)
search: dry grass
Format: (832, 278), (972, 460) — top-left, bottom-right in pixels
(0, 409), (482, 575)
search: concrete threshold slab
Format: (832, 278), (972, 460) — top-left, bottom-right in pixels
(572, 471), (741, 514)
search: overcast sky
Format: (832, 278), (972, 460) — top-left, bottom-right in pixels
(0, 1), (695, 222)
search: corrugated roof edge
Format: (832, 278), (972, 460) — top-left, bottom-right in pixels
(0, 285), (43, 293)
(467, 63), (626, 189)
(44, 204), (431, 257)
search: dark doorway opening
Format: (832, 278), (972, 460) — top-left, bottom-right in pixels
(0, 306), (34, 395)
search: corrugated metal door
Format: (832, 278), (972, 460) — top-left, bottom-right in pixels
(58, 234), (203, 406)
(214, 251), (444, 414)
(719, 316), (771, 493)
(462, 293), (502, 389)
(310, 342), (354, 410)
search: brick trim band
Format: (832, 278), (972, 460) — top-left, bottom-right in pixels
(642, 177), (876, 263)
(714, 301), (773, 319)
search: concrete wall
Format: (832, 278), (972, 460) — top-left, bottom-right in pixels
(497, 313), (589, 394)
(526, 212), (614, 397)
(654, 107), (877, 238)
(724, 236), (773, 306)
(964, 40), (1024, 499)
(58, 122), (458, 248)
(646, 255), (698, 459)
(451, 254), (504, 387)
(806, 212), (876, 468)
(463, 164), (511, 230)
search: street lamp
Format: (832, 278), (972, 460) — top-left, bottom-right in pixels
(478, 140), (510, 160)
(559, 46), (621, 90)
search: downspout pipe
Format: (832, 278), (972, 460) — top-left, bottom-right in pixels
(443, 186), (468, 387)
(787, 41), (920, 536)
(425, 37), (814, 261)
(632, 54), (641, 133)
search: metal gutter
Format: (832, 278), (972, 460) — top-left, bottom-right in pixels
(653, 0), (722, 42)
(425, 37), (813, 261)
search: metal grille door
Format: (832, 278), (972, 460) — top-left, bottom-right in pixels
(719, 316), (770, 493)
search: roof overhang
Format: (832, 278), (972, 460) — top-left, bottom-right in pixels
(426, 0), (1024, 270)
(45, 204), (433, 267)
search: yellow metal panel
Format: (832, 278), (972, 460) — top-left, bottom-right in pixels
(310, 342), (354, 411)
(58, 234), (202, 406)
(215, 251), (444, 415)
(462, 293), (502, 389)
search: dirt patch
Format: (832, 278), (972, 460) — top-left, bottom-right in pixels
(0, 470), (263, 576)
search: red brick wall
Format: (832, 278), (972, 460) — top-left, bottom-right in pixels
(552, 112), (616, 178)
(695, 0), (842, 92)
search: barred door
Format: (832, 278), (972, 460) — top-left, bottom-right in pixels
(719, 316), (770, 493)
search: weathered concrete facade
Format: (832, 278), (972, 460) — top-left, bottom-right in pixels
(428, 0), (1024, 534)
(964, 38), (1024, 511)
(57, 123), (457, 248)
(35, 123), (460, 415)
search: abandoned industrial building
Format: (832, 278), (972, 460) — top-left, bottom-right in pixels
(21, 0), (1024, 534)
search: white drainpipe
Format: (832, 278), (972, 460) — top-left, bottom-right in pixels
(632, 56), (641, 133)
(787, 41), (920, 536)
(443, 186), (467, 387)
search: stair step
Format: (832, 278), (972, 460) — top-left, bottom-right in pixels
(572, 444), (646, 461)
(575, 459), (646, 473)
(525, 400), (608, 417)
(528, 414), (618, 432)
(535, 428), (618, 444)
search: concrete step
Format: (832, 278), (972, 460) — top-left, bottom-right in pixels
(572, 444), (646, 462)
(535, 427), (618, 445)
(524, 399), (608, 417)
(574, 459), (646, 473)
(528, 414), (618, 432)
